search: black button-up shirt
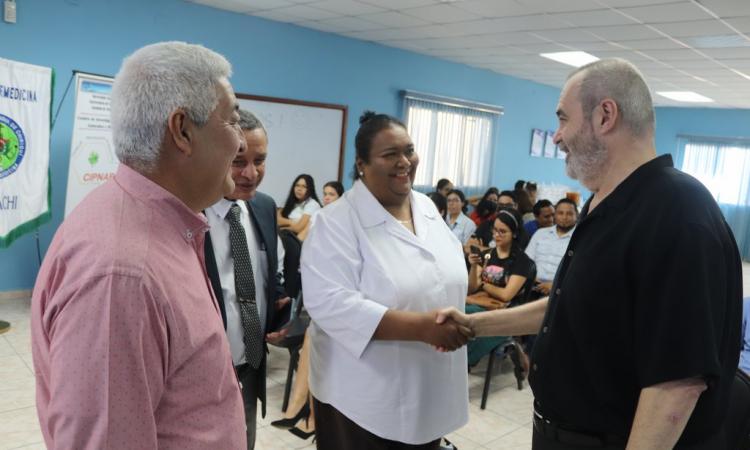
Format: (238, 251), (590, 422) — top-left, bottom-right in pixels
(529, 155), (743, 446)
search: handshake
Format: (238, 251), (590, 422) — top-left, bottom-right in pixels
(422, 307), (474, 352)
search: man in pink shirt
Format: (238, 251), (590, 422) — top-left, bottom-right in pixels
(31, 41), (247, 449)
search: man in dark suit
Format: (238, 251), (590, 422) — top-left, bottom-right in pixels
(204, 110), (290, 449)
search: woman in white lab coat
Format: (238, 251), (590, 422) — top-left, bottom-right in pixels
(301, 111), (471, 449)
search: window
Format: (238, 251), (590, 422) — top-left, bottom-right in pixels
(402, 91), (501, 191)
(680, 139), (750, 206)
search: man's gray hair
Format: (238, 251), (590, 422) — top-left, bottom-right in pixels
(569, 58), (655, 137)
(238, 109), (266, 133)
(110, 41), (232, 173)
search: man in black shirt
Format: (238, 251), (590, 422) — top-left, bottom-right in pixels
(438, 58), (742, 449)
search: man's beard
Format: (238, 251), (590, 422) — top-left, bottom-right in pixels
(560, 123), (608, 189)
(557, 223), (575, 233)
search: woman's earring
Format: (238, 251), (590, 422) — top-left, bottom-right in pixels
(359, 171), (364, 177)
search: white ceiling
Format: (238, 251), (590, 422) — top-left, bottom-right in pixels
(187, 0), (750, 109)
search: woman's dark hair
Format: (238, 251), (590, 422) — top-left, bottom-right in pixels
(514, 179), (526, 191)
(281, 174), (321, 218)
(427, 192), (447, 218)
(447, 189), (468, 214)
(497, 206), (529, 250)
(476, 199), (497, 221)
(352, 110), (406, 180)
(436, 178), (452, 191)
(516, 189), (533, 215)
(525, 182), (537, 192)
(323, 180), (344, 198)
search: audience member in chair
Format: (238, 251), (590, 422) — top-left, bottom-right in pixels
(322, 180), (344, 206)
(474, 206), (529, 252)
(469, 187), (499, 225)
(465, 210), (533, 385)
(445, 189), (476, 246)
(31, 42), (248, 449)
(272, 180), (345, 440)
(204, 109), (290, 449)
(525, 198), (578, 297)
(297, 180), (344, 241)
(277, 174), (322, 239)
(436, 178), (454, 197)
(524, 199), (554, 238)
(301, 111), (472, 449)
(427, 191), (447, 218)
(514, 180), (534, 219)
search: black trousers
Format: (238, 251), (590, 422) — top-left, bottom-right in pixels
(313, 397), (440, 450)
(236, 363), (260, 450)
(532, 419), (727, 450)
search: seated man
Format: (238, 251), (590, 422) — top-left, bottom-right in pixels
(524, 198), (578, 295)
(742, 297), (750, 374)
(524, 199), (554, 237)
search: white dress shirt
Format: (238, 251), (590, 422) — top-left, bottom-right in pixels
(301, 180), (469, 444)
(288, 198), (321, 222)
(206, 198), (268, 366)
(446, 212), (477, 244)
(524, 225), (575, 281)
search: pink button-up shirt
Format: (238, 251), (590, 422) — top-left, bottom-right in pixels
(31, 165), (246, 450)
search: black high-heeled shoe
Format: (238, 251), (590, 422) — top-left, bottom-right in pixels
(270, 402), (310, 429)
(289, 426), (315, 440)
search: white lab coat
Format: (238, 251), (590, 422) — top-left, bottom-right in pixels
(301, 180), (469, 444)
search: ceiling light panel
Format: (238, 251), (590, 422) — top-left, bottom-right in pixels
(656, 91), (714, 102)
(539, 50), (599, 66)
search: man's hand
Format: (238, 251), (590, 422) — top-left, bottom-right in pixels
(275, 296), (291, 310)
(534, 281), (552, 295)
(421, 314), (473, 351)
(428, 307), (474, 352)
(265, 327), (289, 345)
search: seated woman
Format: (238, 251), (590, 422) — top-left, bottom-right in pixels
(272, 180), (345, 440)
(297, 181), (344, 242)
(445, 189), (476, 246)
(469, 188), (499, 225)
(465, 210), (534, 388)
(277, 174), (321, 239)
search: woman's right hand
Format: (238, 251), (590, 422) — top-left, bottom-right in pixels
(467, 253), (482, 266)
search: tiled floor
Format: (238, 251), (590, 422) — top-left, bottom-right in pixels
(1, 262), (749, 450)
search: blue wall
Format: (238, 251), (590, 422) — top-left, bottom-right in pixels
(1, 0), (748, 290)
(654, 107), (750, 157)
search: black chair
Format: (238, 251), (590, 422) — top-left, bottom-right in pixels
(480, 261), (537, 410)
(278, 229), (302, 299)
(270, 291), (309, 412)
(726, 368), (750, 449)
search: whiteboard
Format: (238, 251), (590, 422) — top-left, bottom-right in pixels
(237, 94), (347, 206)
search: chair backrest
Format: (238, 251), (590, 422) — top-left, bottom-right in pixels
(726, 368), (750, 449)
(278, 229), (302, 298)
(520, 260), (537, 304)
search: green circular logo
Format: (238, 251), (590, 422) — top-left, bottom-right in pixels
(0, 114), (25, 179)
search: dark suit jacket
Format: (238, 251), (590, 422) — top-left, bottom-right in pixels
(204, 191), (288, 417)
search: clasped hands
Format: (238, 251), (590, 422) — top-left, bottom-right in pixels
(423, 307), (474, 352)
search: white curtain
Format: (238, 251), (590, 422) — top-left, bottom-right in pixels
(678, 138), (750, 261)
(681, 141), (750, 207)
(404, 97), (497, 195)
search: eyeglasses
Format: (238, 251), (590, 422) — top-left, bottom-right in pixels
(492, 228), (510, 236)
(446, 198), (461, 203)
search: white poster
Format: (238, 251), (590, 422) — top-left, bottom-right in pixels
(64, 73), (117, 217)
(0, 58), (52, 248)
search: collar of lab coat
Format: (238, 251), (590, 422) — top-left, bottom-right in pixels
(348, 180), (439, 249)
